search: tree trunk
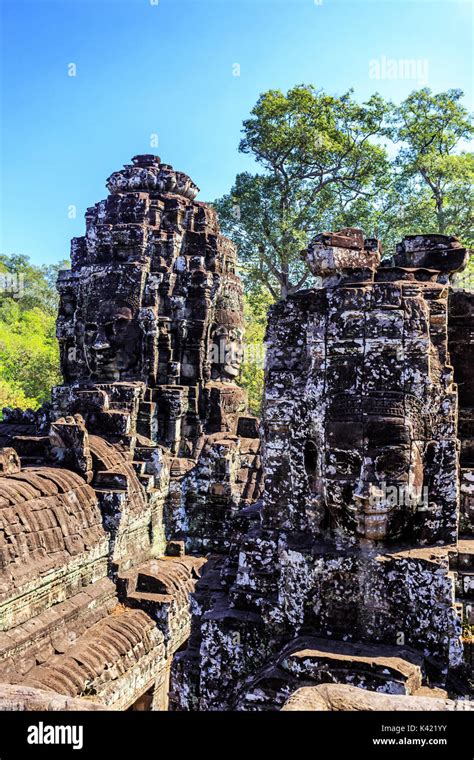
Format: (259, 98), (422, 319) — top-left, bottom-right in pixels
(435, 195), (446, 234)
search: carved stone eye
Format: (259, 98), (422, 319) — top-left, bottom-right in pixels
(327, 450), (362, 476)
(114, 316), (130, 331)
(375, 450), (409, 479)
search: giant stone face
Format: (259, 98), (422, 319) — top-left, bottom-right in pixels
(82, 301), (141, 381)
(323, 399), (425, 542)
(60, 266), (144, 383)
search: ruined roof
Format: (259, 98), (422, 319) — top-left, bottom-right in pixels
(0, 467), (105, 600)
(22, 607), (163, 702)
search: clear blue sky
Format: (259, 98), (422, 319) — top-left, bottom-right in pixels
(0, 0), (472, 266)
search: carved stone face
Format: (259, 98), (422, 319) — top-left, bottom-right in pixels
(82, 301), (141, 381)
(323, 416), (423, 542)
(211, 325), (244, 381)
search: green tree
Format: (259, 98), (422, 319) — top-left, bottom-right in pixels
(215, 85), (390, 298)
(0, 379), (37, 411)
(216, 87), (473, 294)
(237, 287), (273, 416)
(0, 254), (69, 314)
(389, 88), (473, 243)
(330, 174), (438, 254)
(0, 255), (63, 414)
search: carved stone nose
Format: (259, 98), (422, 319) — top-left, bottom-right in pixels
(354, 479), (373, 502)
(92, 331), (110, 351)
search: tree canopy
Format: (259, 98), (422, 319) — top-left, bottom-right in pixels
(0, 256), (67, 414)
(215, 85), (390, 298)
(215, 86), (473, 299)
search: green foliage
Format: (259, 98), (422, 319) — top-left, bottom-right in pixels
(389, 88), (474, 242)
(215, 85), (390, 298)
(390, 88), (472, 164)
(0, 254), (69, 315)
(0, 256), (64, 415)
(328, 89), (474, 250)
(237, 288), (274, 416)
(0, 379), (37, 411)
(216, 86), (473, 297)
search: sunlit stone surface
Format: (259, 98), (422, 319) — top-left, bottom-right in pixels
(0, 156), (261, 711)
(0, 162), (471, 710)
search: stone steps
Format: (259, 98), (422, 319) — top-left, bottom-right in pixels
(278, 638), (424, 696)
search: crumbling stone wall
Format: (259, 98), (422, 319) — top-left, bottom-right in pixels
(0, 156), (262, 710)
(449, 290), (474, 535)
(0, 154), (471, 712)
(172, 230), (473, 711)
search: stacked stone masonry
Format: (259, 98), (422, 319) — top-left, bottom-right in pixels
(171, 227), (474, 710)
(0, 156), (262, 711)
(0, 158), (472, 711)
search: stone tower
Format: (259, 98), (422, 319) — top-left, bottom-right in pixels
(172, 229), (474, 710)
(54, 154), (248, 455)
(0, 156), (262, 710)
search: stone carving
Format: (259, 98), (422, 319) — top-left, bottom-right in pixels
(0, 156), (261, 710)
(0, 156), (472, 712)
(56, 154), (247, 454)
(449, 290), (474, 535)
(171, 229), (474, 711)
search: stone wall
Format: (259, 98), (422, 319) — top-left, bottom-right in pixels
(171, 229), (474, 711)
(0, 156), (262, 710)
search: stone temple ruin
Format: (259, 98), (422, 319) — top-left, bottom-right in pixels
(171, 228), (474, 710)
(0, 155), (262, 710)
(0, 157), (472, 711)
